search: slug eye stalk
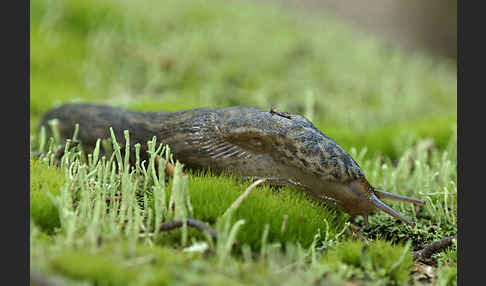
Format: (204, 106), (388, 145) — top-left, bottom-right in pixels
(374, 189), (426, 206)
(369, 192), (416, 227)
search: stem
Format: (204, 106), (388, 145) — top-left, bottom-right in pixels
(155, 218), (218, 241)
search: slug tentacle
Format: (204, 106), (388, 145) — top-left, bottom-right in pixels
(369, 193), (415, 227)
(374, 189), (426, 206)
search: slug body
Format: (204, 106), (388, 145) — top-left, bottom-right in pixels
(41, 103), (424, 226)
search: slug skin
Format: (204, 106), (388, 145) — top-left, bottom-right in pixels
(41, 103), (424, 226)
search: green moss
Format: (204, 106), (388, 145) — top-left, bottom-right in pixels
(322, 240), (414, 285)
(436, 264), (457, 286)
(187, 173), (347, 249)
(435, 246), (457, 286)
(146, 171), (346, 250)
(49, 251), (139, 286)
(30, 158), (65, 233)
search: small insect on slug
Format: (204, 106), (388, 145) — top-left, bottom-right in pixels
(40, 104), (425, 228)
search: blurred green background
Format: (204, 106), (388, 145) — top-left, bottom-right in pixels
(30, 0), (456, 162)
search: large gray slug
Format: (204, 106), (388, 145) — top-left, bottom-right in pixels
(41, 103), (425, 227)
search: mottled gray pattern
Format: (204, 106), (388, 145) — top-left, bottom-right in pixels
(41, 103), (364, 190)
(40, 103), (423, 225)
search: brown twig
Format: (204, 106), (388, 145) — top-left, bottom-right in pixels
(413, 235), (456, 261)
(270, 107), (292, 119)
(158, 218), (218, 241)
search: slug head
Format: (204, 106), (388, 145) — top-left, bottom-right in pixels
(346, 180), (417, 227)
(217, 107), (365, 180)
(215, 107), (422, 227)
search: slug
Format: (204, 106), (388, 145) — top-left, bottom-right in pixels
(40, 103), (425, 227)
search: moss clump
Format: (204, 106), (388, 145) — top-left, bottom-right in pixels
(187, 172), (348, 249)
(322, 240), (414, 285)
(151, 170), (347, 250)
(49, 251), (139, 286)
(30, 157), (65, 233)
